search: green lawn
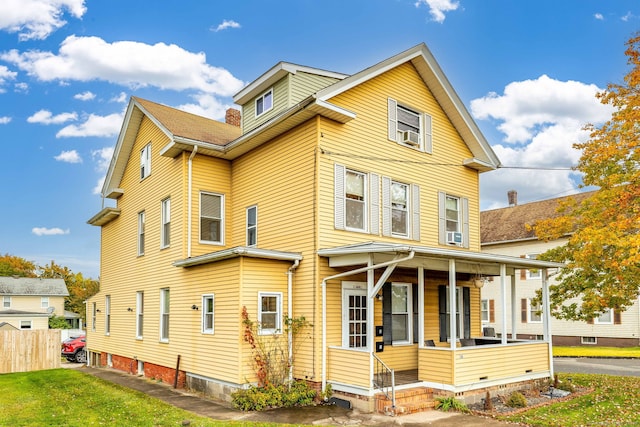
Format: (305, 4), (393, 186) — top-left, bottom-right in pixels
(553, 346), (640, 358)
(0, 369), (305, 427)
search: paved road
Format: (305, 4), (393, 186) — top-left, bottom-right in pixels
(554, 357), (640, 377)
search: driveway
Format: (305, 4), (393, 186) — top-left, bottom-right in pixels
(554, 357), (640, 377)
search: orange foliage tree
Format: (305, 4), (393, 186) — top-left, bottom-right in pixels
(534, 34), (640, 321)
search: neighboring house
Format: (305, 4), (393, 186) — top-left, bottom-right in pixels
(481, 191), (640, 347)
(86, 44), (562, 412)
(0, 277), (68, 330)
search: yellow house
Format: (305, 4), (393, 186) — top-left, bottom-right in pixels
(0, 277), (68, 330)
(87, 44), (562, 413)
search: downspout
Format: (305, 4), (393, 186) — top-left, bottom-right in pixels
(542, 268), (554, 379)
(320, 251), (415, 395)
(287, 259), (300, 383)
(187, 146), (198, 258)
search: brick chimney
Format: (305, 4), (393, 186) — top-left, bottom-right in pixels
(508, 190), (518, 207)
(225, 108), (241, 127)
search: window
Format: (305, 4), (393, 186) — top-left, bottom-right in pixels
(140, 143), (151, 179)
(438, 285), (471, 342)
(136, 291), (144, 339)
(202, 294), (214, 334)
(342, 284), (367, 348)
(256, 88), (273, 116)
(41, 297), (49, 308)
(105, 295), (111, 335)
(526, 254), (541, 279)
(138, 211), (145, 256)
(522, 298), (542, 323)
(258, 292), (281, 335)
(246, 205), (257, 247)
(200, 192), (224, 244)
(445, 196), (460, 234)
(391, 283), (412, 344)
(20, 320), (32, 329)
(581, 336), (597, 345)
(92, 302), (96, 332)
(481, 299), (490, 323)
(387, 98), (432, 152)
(391, 181), (409, 236)
(382, 178), (420, 239)
(595, 308), (613, 324)
(334, 164), (379, 234)
(3, 296), (10, 308)
(438, 192), (469, 248)
(160, 288), (170, 341)
(161, 198), (170, 248)
(345, 169), (366, 230)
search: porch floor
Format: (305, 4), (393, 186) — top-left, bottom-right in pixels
(395, 369), (419, 386)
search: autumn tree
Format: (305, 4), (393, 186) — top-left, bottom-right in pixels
(534, 34), (640, 321)
(0, 253), (37, 277)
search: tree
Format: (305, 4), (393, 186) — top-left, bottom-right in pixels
(534, 34), (640, 321)
(0, 253), (37, 277)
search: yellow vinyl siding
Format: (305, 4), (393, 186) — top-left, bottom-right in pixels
(327, 347), (370, 388)
(418, 348), (453, 384)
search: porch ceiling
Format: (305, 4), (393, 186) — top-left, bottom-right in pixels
(317, 242), (564, 276)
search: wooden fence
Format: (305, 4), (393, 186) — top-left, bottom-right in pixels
(0, 329), (61, 373)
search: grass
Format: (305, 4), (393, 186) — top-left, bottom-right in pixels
(502, 373), (640, 426)
(0, 369), (308, 427)
(553, 346), (640, 358)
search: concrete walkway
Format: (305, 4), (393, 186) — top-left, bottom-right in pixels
(75, 364), (509, 426)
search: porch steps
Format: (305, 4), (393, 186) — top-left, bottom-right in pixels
(375, 387), (436, 416)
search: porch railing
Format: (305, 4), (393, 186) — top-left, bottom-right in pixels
(372, 352), (395, 409)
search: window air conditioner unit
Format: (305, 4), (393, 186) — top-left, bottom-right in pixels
(446, 232), (463, 244)
(401, 130), (420, 146)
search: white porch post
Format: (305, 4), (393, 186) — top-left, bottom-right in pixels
(449, 259), (457, 350)
(542, 268), (554, 378)
(418, 266), (424, 347)
(500, 264), (508, 345)
(510, 273), (517, 340)
(367, 258), (375, 383)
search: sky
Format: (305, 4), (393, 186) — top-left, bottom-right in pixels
(0, 0), (637, 279)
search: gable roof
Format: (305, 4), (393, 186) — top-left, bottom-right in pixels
(0, 277), (69, 296)
(481, 191), (594, 245)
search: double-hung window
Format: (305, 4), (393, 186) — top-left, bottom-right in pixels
(391, 181), (409, 236)
(246, 205), (257, 247)
(526, 299), (542, 323)
(345, 169), (367, 231)
(256, 89), (273, 116)
(138, 211), (145, 256)
(3, 296), (10, 308)
(160, 288), (170, 342)
(258, 292), (281, 335)
(391, 283), (412, 344)
(91, 302), (96, 332)
(161, 198), (170, 248)
(202, 294), (214, 334)
(105, 295), (111, 335)
(140, 143), (151, 179)
(595, 308), (613, 324)
(438, 192), (469, 248)
(388, 98), (432, 153)
(136, 291), (144, 339)
(334, 164), (379, 234)
(41, 297), (49, 308)
(200, 192), (224, 244)
(526, 254), (541, 279)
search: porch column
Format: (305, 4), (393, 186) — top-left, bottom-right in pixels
(418, 266), (424, 347)
(542, 268), (554, 378)
(500, 264), (508, 345)
(367, 259), (375, 382)
(510, 273), (517, 340)
(449, 259), (457, 349)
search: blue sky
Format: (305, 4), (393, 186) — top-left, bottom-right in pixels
(0, 0), (637, 279)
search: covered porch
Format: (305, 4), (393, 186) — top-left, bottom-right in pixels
(318, 242), (563, 408)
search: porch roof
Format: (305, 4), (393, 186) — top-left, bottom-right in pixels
(172, 246), (303, 268)
(317, 242), (564, 275)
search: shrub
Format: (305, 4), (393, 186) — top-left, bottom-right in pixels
(435, 396), (469, 413)
(231, 380), (317, 411)
(505, 391), (527, 408)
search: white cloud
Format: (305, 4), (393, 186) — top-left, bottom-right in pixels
(472, 75), (613, 209)
(110, 91), (127, 103)
(91, 146), (114, 172)
(74, 90), (95, 101)
(0, 0), (86, 41)
(415, 0), (460, 23)
(32, 226), (70, 236)
(56, 112), (122, 138)
(1, 35), (245, 96)
(0, 65), (17, 92)
(211, 19), (240, 32)
(14, 82), (28, 92)
(177, 93), (229, 120)
(54, 149), (81, 163)
(27, 109), (77, 124)
(621, 12), (634, 22)
(0, 116), (11, 124)
(594, 13), (604, 20)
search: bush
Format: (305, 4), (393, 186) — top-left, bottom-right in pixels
(505, 391), (527, 408)
(435, 396), (469, 413)
(231, 380), (317, 411)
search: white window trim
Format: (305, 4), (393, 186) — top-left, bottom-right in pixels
(140, 143), (151, 180)
(41, 296), (49, 308)
(595, 308), (614, 324)
(161, 198), (171, 249)
(387, 98), (432, 153)
(138, 211), (145, 256)
(445, 286), (465, 340)
(391, 282), (413, 345)
(201, 294), (215, 334)
(581, 336), (597, 345)
(527, 298), (543, 324)
(20, 320), (32, 329)
(258, 292), (282, 335)
(91, 302), (96, 332)
(3, 296), (10, 308)
(255, 88), (273, 117)
(160, 288), (170, 342)
(341, 282), (368, 348)
(199, 192), (225, 245)
(105, 295), (111, 335)
(246, 205), (257, 247)
(136, 291), (144, 340)
(481, 299), (490, 323)
(344, 168), (368, 233)
(526, 254), (541, 279)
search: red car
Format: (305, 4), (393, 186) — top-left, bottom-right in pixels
(61, 335), (86, 363)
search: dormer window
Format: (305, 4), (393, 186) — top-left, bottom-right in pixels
(388, 98), (432, 153)
(256, 89), (273, 117)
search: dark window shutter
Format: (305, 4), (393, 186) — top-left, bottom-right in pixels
(614, 310), (622, 325)
(520, 255), (527, 280)
(382, 283), (392, 344)
(463, 287), (471, 339)
(412, 283), (419, 343)
(438, 285), (447, 342)
(521, 299), (528, 323)
(489, 299), (495, 323)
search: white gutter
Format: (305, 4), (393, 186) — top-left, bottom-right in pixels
(287, 259), (300, 383)
(320, 251), (415, 395)
(187, 146), (198, 258)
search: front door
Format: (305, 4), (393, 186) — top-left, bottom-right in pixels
(342, 282), (367, 348)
